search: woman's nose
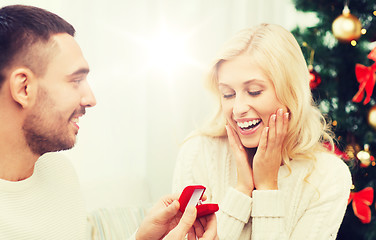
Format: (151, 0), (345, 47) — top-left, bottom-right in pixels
(232, 93), (250, 117)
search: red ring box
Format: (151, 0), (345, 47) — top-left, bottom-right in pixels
(178, 185), (219, 218)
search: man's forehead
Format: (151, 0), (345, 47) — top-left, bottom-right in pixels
(51, 33), (81, 52)
(48, 33), (89, 75)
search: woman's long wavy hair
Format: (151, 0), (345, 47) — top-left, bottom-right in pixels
(199, 23), (334, 166)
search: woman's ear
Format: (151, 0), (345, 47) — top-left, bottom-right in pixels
(9, 68), (37, 108)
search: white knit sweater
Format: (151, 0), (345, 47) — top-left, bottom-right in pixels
(172, 135), (352, 240)
(0, 152), (87, 240)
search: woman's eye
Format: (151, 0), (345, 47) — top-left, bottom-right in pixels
(222, 93), (235, 99)
(248, 90), (262, 96)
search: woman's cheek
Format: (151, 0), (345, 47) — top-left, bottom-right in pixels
(221, 102), (233, 118)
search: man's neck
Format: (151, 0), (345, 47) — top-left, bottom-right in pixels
(0, 126), (40, 181)
(0, 82), (40, 181)
(0, 149), (39, 181)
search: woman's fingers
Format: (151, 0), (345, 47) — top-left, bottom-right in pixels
(225, 124), (249, 165)
(264, 108), (288, 154)
(274, 109), (286, 146)
(282, 112), (289, 137)
(257, 127), (269, 154)
(226, 123), (254, 195)
(253, 108), (289, 190)
(225, 124), (243, 151)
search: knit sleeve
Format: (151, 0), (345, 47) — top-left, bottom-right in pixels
(287, 157), (352, 240)
(217, 187), (252, 239)
(250, 154), (351, 240)
(251, 190), (286, 239)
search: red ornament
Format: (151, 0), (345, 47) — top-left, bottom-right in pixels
(353, 46), (376, 105)
(308, 65), (321, 89)
(348, 187), (374, 224)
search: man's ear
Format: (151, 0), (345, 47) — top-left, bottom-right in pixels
(9, 68), (37, 108)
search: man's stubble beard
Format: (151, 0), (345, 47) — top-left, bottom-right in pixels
(22, 88), (78, 156)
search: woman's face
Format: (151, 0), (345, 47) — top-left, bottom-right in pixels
(217, 54), (286, 148)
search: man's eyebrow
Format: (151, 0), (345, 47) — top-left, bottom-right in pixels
(68, 68), (90, 77)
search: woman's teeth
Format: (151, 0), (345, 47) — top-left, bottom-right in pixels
(237, 119), (261, 130)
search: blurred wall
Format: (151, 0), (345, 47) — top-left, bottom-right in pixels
(2, 0), (317, 211)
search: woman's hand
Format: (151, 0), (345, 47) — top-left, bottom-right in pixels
(252, 108), (289, 190)
(226, 124), (254, 196)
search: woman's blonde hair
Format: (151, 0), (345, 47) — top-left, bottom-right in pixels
(200, 23), (334, 165)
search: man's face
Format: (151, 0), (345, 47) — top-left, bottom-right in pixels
(23, 33), (96, 155)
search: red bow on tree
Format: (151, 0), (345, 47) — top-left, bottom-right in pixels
(353, 47), (376, 105)
(348, 187), (374, 224)
(368, 47), (376, 61)
(322, 142), (349, 160)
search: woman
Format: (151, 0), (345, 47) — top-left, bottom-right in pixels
(172, 23), (351, 239)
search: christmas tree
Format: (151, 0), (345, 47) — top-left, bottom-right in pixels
(291, 0), (376, 239)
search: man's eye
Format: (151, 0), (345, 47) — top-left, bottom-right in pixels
(248, 90), (262, 96)
(72, 79), (83, 84)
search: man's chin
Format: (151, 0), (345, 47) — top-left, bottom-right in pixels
(57, 142), (76, 152)
(29, 139), (76, 155)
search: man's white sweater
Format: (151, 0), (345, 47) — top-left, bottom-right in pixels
(0, 152), (87, 240)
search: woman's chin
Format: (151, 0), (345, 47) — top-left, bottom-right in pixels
(240, 139), (259, 149)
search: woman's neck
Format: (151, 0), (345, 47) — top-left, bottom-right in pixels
(245, 147), (257, 165)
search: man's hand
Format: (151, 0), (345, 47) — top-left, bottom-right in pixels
(135, 193), (218, 240)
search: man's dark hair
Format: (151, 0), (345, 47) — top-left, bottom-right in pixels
(0, 5), (75, 88)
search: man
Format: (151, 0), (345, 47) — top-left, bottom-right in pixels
(0, 5), (217, 240)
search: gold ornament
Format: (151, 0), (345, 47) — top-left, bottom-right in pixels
(368, 105), (376, 129)
(345, 143), (361, 159)
(332, 5), (362, 42)
(357, 144), (371, 167)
